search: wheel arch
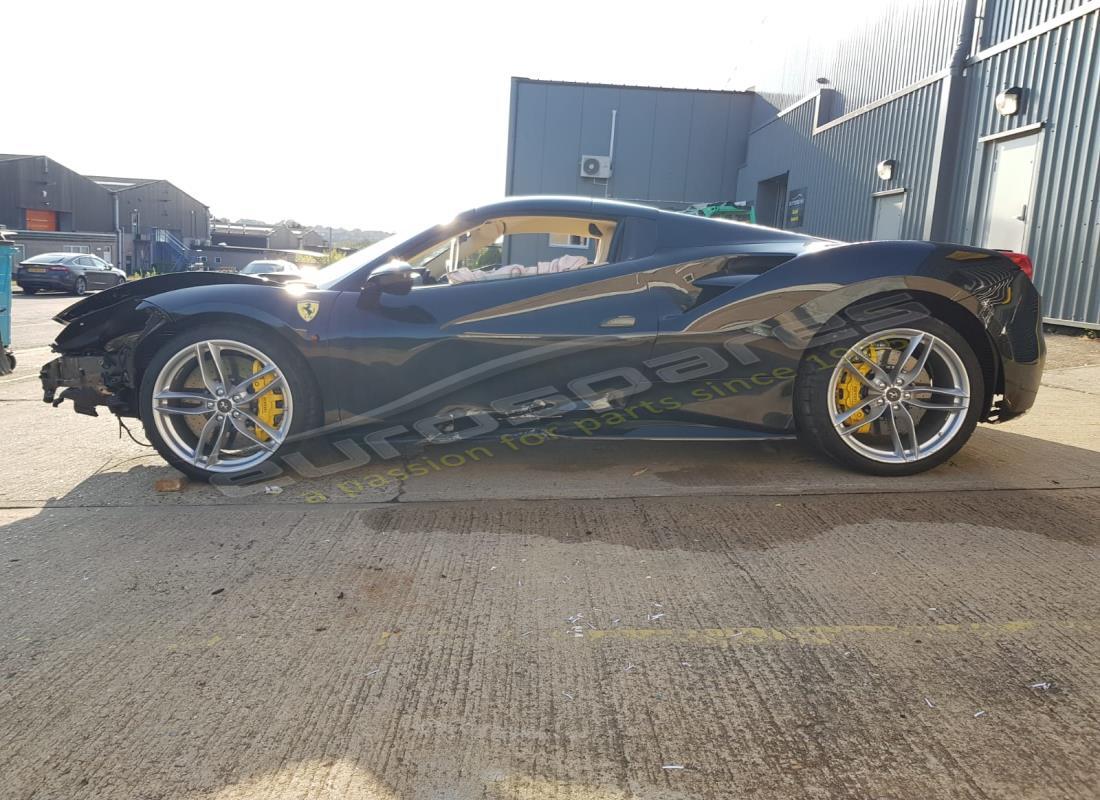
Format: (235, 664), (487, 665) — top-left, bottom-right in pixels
(131, 312), (323, 406)
(801, 288), (1000, 421)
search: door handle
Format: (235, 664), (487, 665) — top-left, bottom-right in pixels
(1016, 204), (1028, 222)
(600, 315), (635, 328)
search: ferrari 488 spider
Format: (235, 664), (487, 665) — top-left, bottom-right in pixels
(40, 196), (1044, 481)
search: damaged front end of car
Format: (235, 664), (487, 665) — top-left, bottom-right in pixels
(41, 298), (170, 418)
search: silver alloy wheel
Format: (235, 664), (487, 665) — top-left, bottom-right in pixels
(150, 339), (293, 473)
(826, 328), (970, 464)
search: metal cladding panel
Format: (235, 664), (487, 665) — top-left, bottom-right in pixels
(506, 79), (753, 265)
(755, 0), (962, 116)
(507, 79), (752, 205)
(738, 81), (943, 242)
(949, 9), (1100, 324)
(981, 0), (1092, 45)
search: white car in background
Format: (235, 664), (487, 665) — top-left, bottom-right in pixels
(240, 259), (300, 276)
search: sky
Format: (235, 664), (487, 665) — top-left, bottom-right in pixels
(3, 0), (860, 232)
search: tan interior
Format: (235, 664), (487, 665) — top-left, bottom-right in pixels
(407, 216), (617, 277)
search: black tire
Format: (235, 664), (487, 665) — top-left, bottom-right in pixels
(21, 287), (38, 295)
(73, 277), (87, 296)
(794, 315), (984, 476)
(138, 322), (322, 482)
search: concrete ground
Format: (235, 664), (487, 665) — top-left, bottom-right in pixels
(2, 290), (1099, 799)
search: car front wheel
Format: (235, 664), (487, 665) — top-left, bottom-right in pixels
(794, 317), (983, 476)
(139, 324), (319, 481)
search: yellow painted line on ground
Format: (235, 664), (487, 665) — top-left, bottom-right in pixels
(562, 619), (1100, 647)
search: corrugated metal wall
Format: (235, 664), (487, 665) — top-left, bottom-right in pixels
(980, 0), (1092, 44)
(506, 79), (754, 265)
(754, 0), (961, 116)
(950, 7), (1100, 325)
(737, 81), (943, 242)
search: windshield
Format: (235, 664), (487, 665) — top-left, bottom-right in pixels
(312, 232), (412, 289)
(242, 262), (279, 274)
(25, 254), (70, 265)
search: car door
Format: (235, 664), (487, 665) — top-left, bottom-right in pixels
(325, 252), (660, 428)
(85, 256), (108, 288)
(88, 256), (111, 287)
(70, 257), (93, 288)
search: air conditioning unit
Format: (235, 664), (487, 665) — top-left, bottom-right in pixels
(580, 155), (612, 179)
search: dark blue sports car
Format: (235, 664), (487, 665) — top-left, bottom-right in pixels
(41, 196), (1043, 481)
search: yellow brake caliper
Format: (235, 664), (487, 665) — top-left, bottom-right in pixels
(251, 360), (284, 442)
(836, 346), (879, 435)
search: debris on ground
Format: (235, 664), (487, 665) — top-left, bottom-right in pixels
(647, 612), (666, 621)
(632, 468), (649, 477)
(336, 591), (345, 600)
(924, 697), (936, 709)
(561, 691), (574, 701)
(210, 588), (224, 596)
(1029, 680), (1054, 690)
(154, 477), (187, 493)
(263, 485), (283, 495)
(974, 710), (987, 718)
(662, 764), (686, 770)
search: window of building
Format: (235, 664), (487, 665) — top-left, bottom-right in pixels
(549, 233), (591, 248)
(63, 245), (91, 254)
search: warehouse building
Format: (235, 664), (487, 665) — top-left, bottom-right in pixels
(0, 155), (116, 264)
(506, 0), (1100, 328)
(0, 155), (210, 273)
(88, 176), (210, 273)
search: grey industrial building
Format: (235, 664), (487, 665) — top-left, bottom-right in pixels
(506, 0), (1100, 328)
(0, 155), (210, 273)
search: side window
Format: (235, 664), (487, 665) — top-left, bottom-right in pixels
(410, 216), (618, 286)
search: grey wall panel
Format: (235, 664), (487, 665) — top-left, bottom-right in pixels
(752, 0), (962, 117)
(737, 81), (943, 242)
(950, 9), (1099, 324)
(980, 0), (1091, 45)
(506, 79), (752, 265)
(611, 89), (659, 201)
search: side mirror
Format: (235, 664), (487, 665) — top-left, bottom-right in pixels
(358, 260), (414, 309)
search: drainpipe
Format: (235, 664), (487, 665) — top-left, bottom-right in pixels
(112, 193), (124, 273)
(924, 0), (980, 241)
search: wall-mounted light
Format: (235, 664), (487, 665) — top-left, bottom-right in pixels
(876, 159), (896, 181)
(995, 87), (1023, 116)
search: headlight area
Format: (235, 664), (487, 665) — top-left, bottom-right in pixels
(41, 351), (133, 417)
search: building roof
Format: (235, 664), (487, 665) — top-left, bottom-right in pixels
(211, 222), (275, 236)
(0, 154), (38, 162)
(511, 76), (753, 96)
(86, 175), (164, 191)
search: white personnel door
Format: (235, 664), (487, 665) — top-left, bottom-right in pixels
(871, 192), (906, 239)
(980, 132), (1040, 252)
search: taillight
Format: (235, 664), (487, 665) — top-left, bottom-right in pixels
(1001, 251), (1034, 281)
(48, 266), (70, 272)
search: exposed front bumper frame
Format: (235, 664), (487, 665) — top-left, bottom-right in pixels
(41, 354), (125, 417)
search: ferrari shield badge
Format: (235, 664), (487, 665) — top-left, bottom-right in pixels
(296, 300), (320, 322)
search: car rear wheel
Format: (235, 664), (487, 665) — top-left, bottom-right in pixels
(73, 277), (87, 295)
(139, 324), (320, 482)
(794, 317), (984, 476)
(21, 287), (38, 295)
